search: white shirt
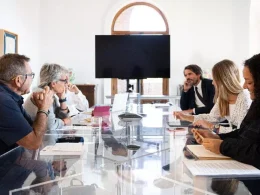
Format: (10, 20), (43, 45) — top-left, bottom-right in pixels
(229, 104), (235, 118)
(193, 90), (251, 133)
(193, 80), (205, 114)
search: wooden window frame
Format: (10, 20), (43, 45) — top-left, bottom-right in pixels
(111, 2), (169, 97)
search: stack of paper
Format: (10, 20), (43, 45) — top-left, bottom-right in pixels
(40, 143), (84, 156)
(56, 126), (92, 130)
(184, 160), (260, 176)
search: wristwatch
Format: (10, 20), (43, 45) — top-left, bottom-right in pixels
(212, 124), (220, 133)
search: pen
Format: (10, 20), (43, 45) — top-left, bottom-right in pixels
(196, 132), (204, 141)
(188, 125), (211, 130)
(73, 124), (87, 126)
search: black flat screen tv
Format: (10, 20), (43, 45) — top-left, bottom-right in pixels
(95, 35), (170, 79)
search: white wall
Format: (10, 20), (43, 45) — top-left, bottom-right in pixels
(39, 0), (118, 105)
(39, 0), (251, 104)
(0, 0), (41, 93)
(249, 0), (260, 55)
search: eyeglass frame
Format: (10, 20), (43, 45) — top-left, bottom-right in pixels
(11, 72), (35, 81)
(58, 79), (69, 84)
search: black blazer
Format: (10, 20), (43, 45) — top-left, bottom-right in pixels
(180, 78), (215, 114)
(219, 101), (260, 169)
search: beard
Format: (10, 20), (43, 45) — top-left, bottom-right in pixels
(187, 78), (199, 86)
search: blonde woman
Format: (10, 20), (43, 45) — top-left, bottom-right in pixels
(175, 59), (251, 133)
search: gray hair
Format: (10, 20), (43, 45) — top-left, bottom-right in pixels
(39, 63), (68, 88)
(0, 54), (30, 82)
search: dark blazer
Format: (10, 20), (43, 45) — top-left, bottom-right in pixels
(219, 100), (260, 169)
(180, 78), (215, 114)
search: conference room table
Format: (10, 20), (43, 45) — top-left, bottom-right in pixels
(0, 104), (259, 195)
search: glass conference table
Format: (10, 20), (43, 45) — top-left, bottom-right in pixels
(0, 104), (259, 195)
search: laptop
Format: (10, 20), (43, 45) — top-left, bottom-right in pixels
(167, 120), (192, 127)
(112, 93), (129, 112)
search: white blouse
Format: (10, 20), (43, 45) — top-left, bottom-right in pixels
(193, 90), (251, 134)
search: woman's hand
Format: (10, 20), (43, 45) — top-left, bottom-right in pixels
(193, 120), (213, 129)
(173, 111), (194, 122)
(202, 138), (223, 154)
(192, 129), (220, 144)
(68, 83), (79, 94)
(62, 117), (71, 126)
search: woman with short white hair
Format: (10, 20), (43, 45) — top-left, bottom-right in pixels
(24, 63), (71, 133)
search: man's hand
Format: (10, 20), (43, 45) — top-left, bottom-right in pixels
(183, 80), (192, 92)
(32, 86), (54, 111)
(202, 138), (223, 154)
(68, 83), (79, 94)
(193, 120), (213, 129)
(192, 129), (220, 144)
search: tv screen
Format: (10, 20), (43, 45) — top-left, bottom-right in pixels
(95, 35), (170, 79)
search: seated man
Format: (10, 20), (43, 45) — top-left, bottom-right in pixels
(180, 64), (215, 114)
(0, 54), (53, 155)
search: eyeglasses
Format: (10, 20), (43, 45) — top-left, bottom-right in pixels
(59, 79), (68, 84)
(24, 72), (35, 79)
(11, 72), (35, 80)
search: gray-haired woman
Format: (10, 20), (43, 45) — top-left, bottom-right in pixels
(24, 63), (71, 136)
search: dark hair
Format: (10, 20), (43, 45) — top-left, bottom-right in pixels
(244, 53), (260, 101)
(0, 54), (30, 82)
(184, 64), (203, 79)
(244, 53), (260, 119)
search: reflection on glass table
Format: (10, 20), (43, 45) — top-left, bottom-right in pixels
(0, 147), (83, 195)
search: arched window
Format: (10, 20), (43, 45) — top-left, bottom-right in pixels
(111, 2), (169, 99)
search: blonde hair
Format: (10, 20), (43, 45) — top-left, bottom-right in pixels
(212, 60), (243, 117)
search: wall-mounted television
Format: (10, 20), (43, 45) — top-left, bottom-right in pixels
(95, 35), (170, 79)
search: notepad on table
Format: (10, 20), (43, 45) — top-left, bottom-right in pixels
(186, 145), (231, 160)
(184, 160), (260, 176)
(56, 126), (92, 130)
(40, 143), (84, 156)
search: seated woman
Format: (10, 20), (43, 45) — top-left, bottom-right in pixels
(24, 63), (71, 134)
(192, 53), (260, 169)
(175, 59), (251, 133)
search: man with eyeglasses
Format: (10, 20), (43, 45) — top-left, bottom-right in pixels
(0, 54), (54, 155)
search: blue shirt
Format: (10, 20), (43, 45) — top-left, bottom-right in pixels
(0, 83), (33, 155)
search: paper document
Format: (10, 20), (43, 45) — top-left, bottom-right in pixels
(154, 103), (170, 108)
(187, 145), (231, 160)
(40, 143), (84, 156)
(56, 126), (93, 130)
(184, 160), (260, 176)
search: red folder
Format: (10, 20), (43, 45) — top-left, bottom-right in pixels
(93, 106), (110, 117)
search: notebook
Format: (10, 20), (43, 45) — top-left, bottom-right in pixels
(184, 160), (260, 176)
(40, 143), (84, 156)
(186, 145), (231, 160)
